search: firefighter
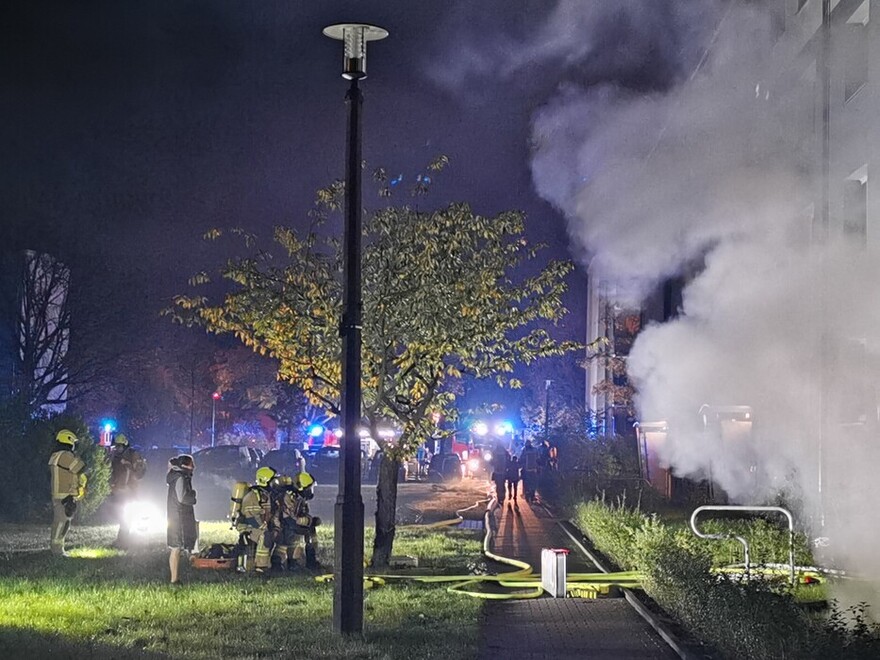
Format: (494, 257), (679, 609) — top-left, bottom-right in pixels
(272, 471), (320, 571)
(48, 429), (88, 556)
(298, 471), (322, 570)
(235, 466), (277, 573)
(520, 440), (539, 503)
(109, 432), (147, 548)
(166, 454), (198, 584)
(490, 443), (509, 506)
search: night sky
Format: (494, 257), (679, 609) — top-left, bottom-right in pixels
(2, 1), (585, 346)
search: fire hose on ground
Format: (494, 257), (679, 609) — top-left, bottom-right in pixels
(317, 496), (658, 600)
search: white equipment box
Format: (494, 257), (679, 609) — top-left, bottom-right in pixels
(541, 547), (569, 598)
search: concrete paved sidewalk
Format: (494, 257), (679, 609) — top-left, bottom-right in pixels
(479, 498), (679, 659)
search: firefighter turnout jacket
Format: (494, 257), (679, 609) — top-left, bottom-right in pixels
(110, 446), (146, 494)
(49, 448), (86, 501)
(238, 485), (273, 529)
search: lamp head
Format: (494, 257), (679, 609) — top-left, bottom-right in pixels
(323, 23), (389, 80)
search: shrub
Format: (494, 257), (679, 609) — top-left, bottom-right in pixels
(0, 408), (110, 522)
(543, 435), (641, 512)
(576, 498), (880, 659)
(698, 517), (814, 568)
(572, 498), (643, 570)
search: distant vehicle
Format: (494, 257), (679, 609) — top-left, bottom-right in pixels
(464, 445), (494, 478)
(307, 446), (341, 482)
(427, 453), (463, 484)
(261, 446), (306, 475)
(364, 450), (407, 484)
(193, 445), (261, 482)
(138, 447), (183, 477)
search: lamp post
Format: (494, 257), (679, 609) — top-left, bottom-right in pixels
(211, 392), (221, 448)
(544, 379), (552, 444)
(323, 21), (388, 636)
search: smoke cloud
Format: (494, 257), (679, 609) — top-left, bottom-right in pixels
(434, 0), (880, 604)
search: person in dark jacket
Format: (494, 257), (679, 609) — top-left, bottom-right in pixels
(520, 441), (539, 503)
(505, 455), (520, 502)
(490, 443), (509, 506)
(166, 454), (197, 584)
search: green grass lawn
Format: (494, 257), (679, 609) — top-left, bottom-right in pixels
(0, 521), (484, 659)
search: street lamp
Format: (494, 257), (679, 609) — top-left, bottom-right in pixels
(323, 21), (388, 636)
(211, 392), (221, 448)
(544, 379), (552, 444)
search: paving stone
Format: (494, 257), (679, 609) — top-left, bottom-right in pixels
(480, 598), (679, 659)
(479, 499), (679, 659)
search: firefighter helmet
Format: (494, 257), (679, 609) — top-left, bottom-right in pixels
(113, 433), (129, 446)
(255, 466), (277, 487)
(295, 472), (315, 490)
(56, 429), (79, 447)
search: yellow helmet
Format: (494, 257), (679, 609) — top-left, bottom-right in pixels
(255, 466), (277, 487)
(56, 429), (79, 447)
(295, 472), (315, 490)
(113, 433), (129, 446)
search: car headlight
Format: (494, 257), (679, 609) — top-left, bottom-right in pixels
(483, 451), (492, 462)
(468, 458), (480, 471)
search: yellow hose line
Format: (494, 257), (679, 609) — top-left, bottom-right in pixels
(318, 498), (825, 599)
(398, 498), (489, 531)
(316, 497), (649, 598)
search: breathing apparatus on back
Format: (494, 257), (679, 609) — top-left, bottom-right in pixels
(229, 481), (249, 527)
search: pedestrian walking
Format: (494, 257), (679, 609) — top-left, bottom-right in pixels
(491, 443), (509, 505)
(520, 440), (539, 503)
(505, 455), (520, 501)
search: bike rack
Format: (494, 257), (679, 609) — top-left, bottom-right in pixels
(689, 505), (795, 585)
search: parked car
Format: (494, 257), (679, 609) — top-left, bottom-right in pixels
(307, 446), (341, 482)
(260, 446), (306, 475)
(427, 453), (463, 484)
(138, 447), (181, 474)
(363, 450), (407, 484)
(193, 445), (261, 482)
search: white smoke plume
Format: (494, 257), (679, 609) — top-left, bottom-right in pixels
(433, 0), (880, 604)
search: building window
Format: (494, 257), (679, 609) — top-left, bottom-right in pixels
(844, 1), (869, 102)
(844, 165), (867, 245)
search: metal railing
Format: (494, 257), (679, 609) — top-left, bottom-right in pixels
(689, 505), (795, 585)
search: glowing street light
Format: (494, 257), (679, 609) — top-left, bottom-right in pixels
(323, 21), (388, 636)
(211, 392), (221, 448)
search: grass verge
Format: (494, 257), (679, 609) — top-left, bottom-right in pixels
(0, 521), (483, 659)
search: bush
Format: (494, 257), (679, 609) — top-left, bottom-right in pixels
(573, 498), (643, 571)
(543, 434), (642, 512)
(575, 498), (880, 659)
(0, 407), (110, 522)
(698, 517), (814, 568)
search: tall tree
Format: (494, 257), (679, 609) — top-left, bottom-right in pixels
(172, 170), (580, 565)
